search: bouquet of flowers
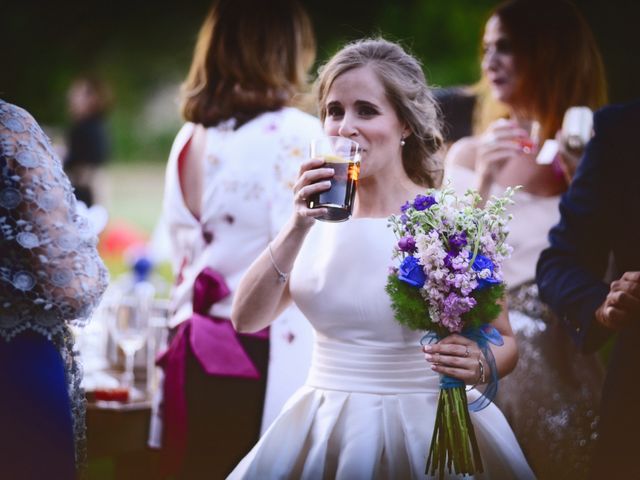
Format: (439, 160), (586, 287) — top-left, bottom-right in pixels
(386, 186), (516, 478)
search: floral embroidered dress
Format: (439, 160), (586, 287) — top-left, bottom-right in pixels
(0, 99), (109, 477)
(157, 107), (323, 476)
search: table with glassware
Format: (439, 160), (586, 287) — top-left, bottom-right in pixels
(77, 287), (170, 479)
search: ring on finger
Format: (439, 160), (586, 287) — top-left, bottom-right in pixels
(464, 347), (470, 358)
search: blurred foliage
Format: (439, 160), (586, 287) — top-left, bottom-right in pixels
(2, 0), (639, 164)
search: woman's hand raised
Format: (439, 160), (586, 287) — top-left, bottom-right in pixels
(476, 119), (531, 182)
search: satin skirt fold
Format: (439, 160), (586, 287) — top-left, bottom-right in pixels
(229, 337), (534, 480)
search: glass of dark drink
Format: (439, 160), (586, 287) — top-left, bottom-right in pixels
(307, 136), (362, 222)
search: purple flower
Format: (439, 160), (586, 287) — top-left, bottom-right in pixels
(400, 214), (409, 224)
(400, 201), (412, 213)
(441, 293), (477, 332)
(413, 194), (436, 211)
(398, 236), (417, 253)
(398, 256), (426, 288)
(448, 232), (467, 253)
(444, 252), (454, 270)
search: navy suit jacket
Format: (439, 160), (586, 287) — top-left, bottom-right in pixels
(537, 100), (640, 477)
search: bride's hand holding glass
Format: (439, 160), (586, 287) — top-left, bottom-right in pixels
(291, 158), (334, 227)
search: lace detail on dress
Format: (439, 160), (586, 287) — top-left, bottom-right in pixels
(54, 324), (88, 472)
(0, 99), (109, 471)
(0, 99), (109, 341)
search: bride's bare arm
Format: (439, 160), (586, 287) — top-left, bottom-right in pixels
(231, 158), (333, 333)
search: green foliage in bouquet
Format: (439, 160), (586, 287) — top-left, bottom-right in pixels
(386, 275), (506, 334)
(385, 274), (430, 331)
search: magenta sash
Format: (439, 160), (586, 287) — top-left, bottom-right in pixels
(156, 267), (268, 475)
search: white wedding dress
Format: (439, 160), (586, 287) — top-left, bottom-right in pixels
(229, 218), (534, 479)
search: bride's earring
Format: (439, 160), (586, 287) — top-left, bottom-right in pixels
(400, 137), (406, 147)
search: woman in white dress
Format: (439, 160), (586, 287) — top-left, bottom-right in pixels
(155, 1), (322, 478)
(444, 1), (608, 478)
(229, 38), (534, 479)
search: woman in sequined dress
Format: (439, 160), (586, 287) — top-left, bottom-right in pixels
(0, 100), (109, 479)
(444, 1), (608, 478)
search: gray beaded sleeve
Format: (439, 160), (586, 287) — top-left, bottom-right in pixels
(0, 100), (109, 340)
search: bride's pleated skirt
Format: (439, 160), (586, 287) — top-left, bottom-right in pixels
(228, 338), (534, 479)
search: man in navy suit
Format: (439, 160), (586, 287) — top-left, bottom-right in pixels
(537, 100), (640, 478)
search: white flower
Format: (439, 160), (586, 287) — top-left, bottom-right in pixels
(478, 268), (491, 279)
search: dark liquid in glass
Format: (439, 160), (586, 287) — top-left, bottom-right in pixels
(308, 160), (360, 222)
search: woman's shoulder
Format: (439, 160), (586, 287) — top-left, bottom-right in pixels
(445, 135), (480, 171)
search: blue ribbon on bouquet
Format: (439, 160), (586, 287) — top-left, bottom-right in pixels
(420, 323), (503, 412)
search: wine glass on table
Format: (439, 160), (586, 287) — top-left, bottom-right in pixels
(109, 282), (154, 400)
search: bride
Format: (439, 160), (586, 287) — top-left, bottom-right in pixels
(229, 38), (534, 479)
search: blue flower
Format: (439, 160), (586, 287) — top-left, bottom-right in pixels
(400, 201), (411, 213)
(413, 194), (436, 211)
(398, 256), (426, 288)
(133, 257), (153, 282)
(471, 254), (494, 273)
(471, 254), (501, 289)
(478, 276), (501, 289)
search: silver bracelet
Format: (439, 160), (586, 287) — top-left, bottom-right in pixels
(268, 242), (289, 284)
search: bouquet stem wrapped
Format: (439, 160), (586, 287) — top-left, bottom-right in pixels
(428, 383), (482, 477)
(386, 186), (515, 478)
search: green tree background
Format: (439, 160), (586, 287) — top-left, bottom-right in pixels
(2, 0), (639, 164)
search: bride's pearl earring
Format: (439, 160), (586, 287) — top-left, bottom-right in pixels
(400, 137), (406, 147)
